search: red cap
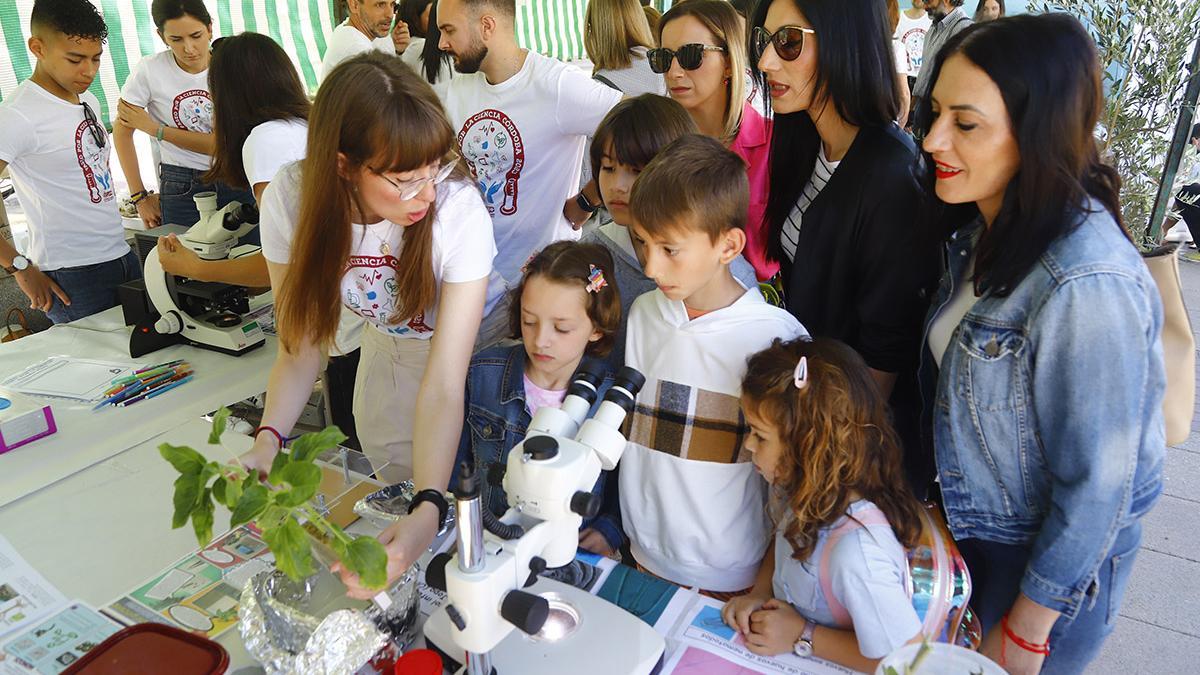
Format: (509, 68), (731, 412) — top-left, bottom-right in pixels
(394, 649), (443, 675)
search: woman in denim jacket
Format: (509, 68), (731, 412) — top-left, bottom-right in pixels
(915, 15), (1164, 673)
(455, 241), (625, 556)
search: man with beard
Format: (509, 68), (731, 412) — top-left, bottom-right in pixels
(438, 0), (622, 284)
(909, 0), (971, 112)
(320, 0), (412, 81)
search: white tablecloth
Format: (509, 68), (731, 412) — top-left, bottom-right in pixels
(0, 306), (277, 507)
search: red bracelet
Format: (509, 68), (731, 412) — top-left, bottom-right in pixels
(252, 425), (287, 449)
(1001, 613), (1050, 665)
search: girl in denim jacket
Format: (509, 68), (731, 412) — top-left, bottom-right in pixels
(723, 337), (926, 672)
(455, 240), (625, 556)
(917, 14), (1165, 673)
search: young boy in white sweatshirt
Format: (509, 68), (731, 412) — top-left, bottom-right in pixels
(620, 135), (807, 596)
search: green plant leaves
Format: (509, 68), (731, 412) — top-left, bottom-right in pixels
(160, 444), (206, 475)
(208, 408), (232, 445)
(193, 488), (215, 544)
(231, 485), (270, 527)
(272, 463), (322, 508)
(263, 519), (315, 581)
(172, 473), (201, 529)
(331, 536), (389, 590)
(289, 426), (347, 464)
(267, 449), (290, 485)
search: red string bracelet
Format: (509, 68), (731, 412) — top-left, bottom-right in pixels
(252, 425), (287, 449)
(1001, 613), (1050, 665)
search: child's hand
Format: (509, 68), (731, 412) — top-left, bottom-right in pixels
(578, 528), (616, 558)
(721, 591), (771, 635)
(745, 598), (808, 657)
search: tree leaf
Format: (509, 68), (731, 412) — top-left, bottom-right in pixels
(208, 407), (232, 444)
(172, 473), (201, 529)
(262, 518), (315, 582)
(212, 476), (228, 507)
(257, 505), (290, 530)
(340, 536), (389, 590)
(289, 427), (348, 464)
(160, 444), (206, 476)
(231, 484), (270, 527)
(267, 449), (290, 485)
(224, 473), (244, 509)
(192, 488), (215, 545)
(272, 463), (322, 508)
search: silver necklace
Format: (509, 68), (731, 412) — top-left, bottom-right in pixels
(359, 221), (398, 256)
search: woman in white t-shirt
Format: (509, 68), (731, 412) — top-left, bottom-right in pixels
(113, 0), (255, 231)
(242, 52), (495, 597)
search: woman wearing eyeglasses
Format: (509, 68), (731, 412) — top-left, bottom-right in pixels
(751, 0), (939, 490)
(650, 0), (776, 282)
(241, 52), (495, 597)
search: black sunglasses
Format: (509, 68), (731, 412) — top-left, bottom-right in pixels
(648, 43), (726, 74)
(80, 101), (106, 148)
(752, 25), (815, 63)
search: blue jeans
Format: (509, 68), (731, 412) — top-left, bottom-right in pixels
(43, 247), (142, 324)
(159, 163), (259, 245)
(959, 521), (1143, 673)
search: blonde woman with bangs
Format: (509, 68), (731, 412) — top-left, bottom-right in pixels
(650, 0), (777, 282)
(243, 51), (497, 597)
(584, 0), (666, 96)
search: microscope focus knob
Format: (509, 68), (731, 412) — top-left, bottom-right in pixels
(500, 589), (550, 636)
(155, 310), (183, 335)
(524, 556), (547, 588)
(523, 435), (559, 461)
(569, 491), (602, 519)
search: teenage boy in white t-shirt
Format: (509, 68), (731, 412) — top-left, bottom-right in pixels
(321, 0), (412, 82)
(438, 0), (623, 284)
(0, 0), (139, 324)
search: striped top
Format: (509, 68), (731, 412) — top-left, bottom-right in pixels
(781, 145), (841, 262)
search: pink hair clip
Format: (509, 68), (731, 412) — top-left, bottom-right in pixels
(520, 253), (538, 276)
(586, 265), (608, 294)
(793, 356), (808, 390)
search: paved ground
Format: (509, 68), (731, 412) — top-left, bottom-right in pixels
(1089, 255), (1200, 672)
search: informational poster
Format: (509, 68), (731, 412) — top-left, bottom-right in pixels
(0, 602), (119, 674)
(103, 526), (273, 639)
(0, 537), (66, 642)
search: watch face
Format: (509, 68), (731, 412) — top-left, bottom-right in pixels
(793, 640), (813, 658)
(11, 256), (28, 271)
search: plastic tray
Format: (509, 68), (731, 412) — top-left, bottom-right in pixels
(61, 622), (229, 674)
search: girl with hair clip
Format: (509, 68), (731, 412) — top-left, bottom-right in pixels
(750, 0), (939, 490)
(456, 240), (624, 557)
(243, 52), (497, 598)
(650, 0), (776, 282)
(398, 0), (454, 100)
(722, 337), (924, 673)
(917, 14), (1163, 672)
(113, 0), (255, 231)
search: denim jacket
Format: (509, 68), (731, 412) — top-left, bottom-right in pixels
(454, 344), (624, 551)
(923, 201), (1165, 618)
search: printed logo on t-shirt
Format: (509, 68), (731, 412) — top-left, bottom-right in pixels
(457, 109), (525, 217)
(343, 254), (434, 335)
(901, 27), (928, 72)
(74, 119), (115, 204)
(171, 89), (213, 133)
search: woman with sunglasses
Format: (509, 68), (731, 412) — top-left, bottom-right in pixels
(113, 0), (256, 231)
(751, 0), (939, 489)
(650, 0), (776, 282)
(241, 52), (496, 597)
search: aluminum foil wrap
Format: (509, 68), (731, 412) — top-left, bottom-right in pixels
(239, 571), (387, 675)
(353, 481), (456, 536)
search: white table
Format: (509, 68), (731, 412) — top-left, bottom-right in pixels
(0, 306), (277, 507)
(0, 417), (264, 671)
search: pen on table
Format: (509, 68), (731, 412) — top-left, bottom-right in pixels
(119, 375), (193, 407)
(94, 369), (192, 410)
(135, 359), (185, 375)
(116, 371), (193, 407)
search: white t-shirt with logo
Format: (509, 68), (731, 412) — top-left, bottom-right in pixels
(259, 162), (496, 339)
(121, 50), (213, 170)
(321, 21), (395, 82)
(895, 11), (933, 78)
(444, 50), (622, 283)
(242, 118), (308, 186)
(0, 82), (126, 271)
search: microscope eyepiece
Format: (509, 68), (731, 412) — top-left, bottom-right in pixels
(564, 361), (604, 406)
(602, 366), (645, 416)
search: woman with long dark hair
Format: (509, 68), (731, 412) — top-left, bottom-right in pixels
(918, 14), (1164, 672)
(398, 0), (453, 100)
(242, 52), (495, 597)
(750, 0), (938, 486)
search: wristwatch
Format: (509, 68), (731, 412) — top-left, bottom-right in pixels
(793, 618), (815, 657)
(575, 191), (598, 214)
(4, 255), (29, 274)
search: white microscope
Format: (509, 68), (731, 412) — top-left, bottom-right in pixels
(130, 191), (267, 357)
(422, 364), (666, 675)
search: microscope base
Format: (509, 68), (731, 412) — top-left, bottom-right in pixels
(423, 577), (665, 675)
